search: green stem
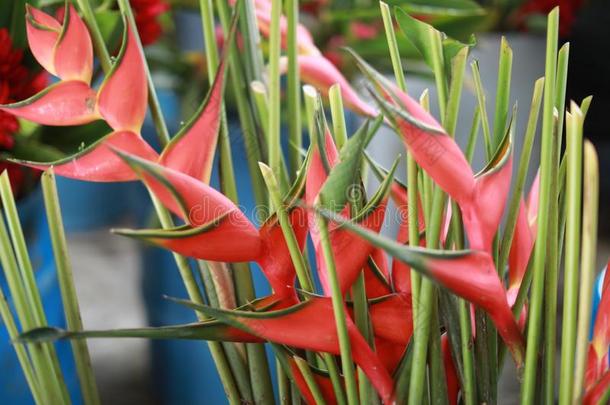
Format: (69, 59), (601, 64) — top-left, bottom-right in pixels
(521, 8), (559, 404)
(316, 215), (359, 405)
(379, 1), (421, 331)
(542, 115), (560, 405)
(286, 0), (302, 175)
(268, 0), (283, 179)
(471, 61), (493, 160)
(117, 0), (170, 145)
(492, 37), (513, 150)
(352, 273), (373, 404)
(572, 141), (599, 403)
(41, 170), (101, 405)
(0, 288), (44, 404)
(294, 357), (328, 405)
(558, 106), (583, 405)
(0, 197), (63, 404)
(329, 85), (348, 150)
(278, 359), (291, 405)
(74, 0), (113, 73)
(498, 77), (545, 278)
(0, 174), (70, 404)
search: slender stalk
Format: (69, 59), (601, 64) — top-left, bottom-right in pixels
(0, 174), (70, 404)
(329, 85), (348, 149)
(521, 8), (559, 404)
(352, 273), (373, 403)
(471, 61), (494, 160)
(252, 81), (270, 139)
(41, 170), (101, 405)
(572, 140), (599, 403)
(379, 2), (421, 332)
(559, 106), (584, 405)
(74, 0), (112, 73)
(215, 0), (268, 210)
(492, 37), (513, 150)
(268, 0), (283, 179)
(117, 0), (170, 145)
(286, 0), (302, 175)
(498, 77), (545, 278)
(0, 288), (44, 405)
(0, 206), (63, 404)
(278, 359), (291, 405)
(316, 215), (359, 405)
(294, 357), (327, 405)
(543, 114), (560, 405)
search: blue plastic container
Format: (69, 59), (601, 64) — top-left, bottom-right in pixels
(0, 188), (80, 404)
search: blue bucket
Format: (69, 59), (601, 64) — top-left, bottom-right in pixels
(0, 188), (80, 404)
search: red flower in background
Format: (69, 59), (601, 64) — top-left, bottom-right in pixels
(130, 0), (169, 46)
(517, 0), (584, 37)
(0, 28), (46, 196)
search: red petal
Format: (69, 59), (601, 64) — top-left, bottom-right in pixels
(305, 129), (339, 206)
(364, 248), (392, 298)
(159, 60), (226, 182)
(508, 199), (534, 292)
(425, 250), (525, 365)
(97, 22), (147, 132)
(583, 369), (610, 405)
(114, 155), (262, 261)
(287, 357), (338, 405)
(23, 131), (158, 182)
(0, 81), (99, 126)
(258, 206), (309, 299)
(375, 337), (406, 374)
(526, 170), (540, 234)
(316, 200), (389, 295)
(591, 262), (610, 369)
(369, 294), (413, 345)
(53, 5), (93, 83)
(25, 5), (61, 76)
(462, 153), (514, 251)
(282, 55), (377, 117)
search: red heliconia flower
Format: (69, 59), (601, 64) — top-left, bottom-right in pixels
(3, 5), (237, 184)
(129, 0), (170, 46)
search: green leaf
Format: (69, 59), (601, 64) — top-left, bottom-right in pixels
(318, 120), (370, 212)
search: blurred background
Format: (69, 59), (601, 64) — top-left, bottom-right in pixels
(0, 0), (609, 404)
